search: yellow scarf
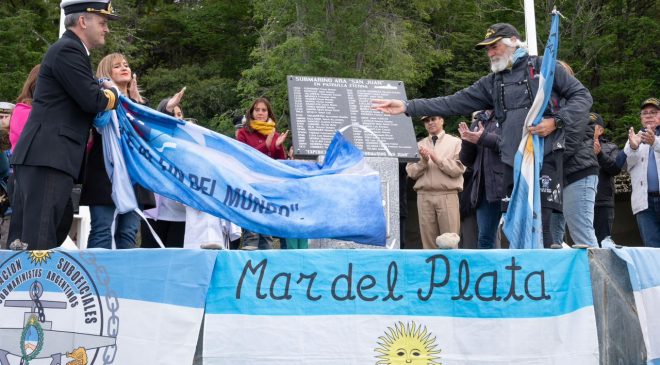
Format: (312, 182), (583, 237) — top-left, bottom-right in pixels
(251, 119), (276, 136)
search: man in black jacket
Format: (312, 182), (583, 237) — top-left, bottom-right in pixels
(372, 23), (593, 248)
(9, 0), (119, 250)
(591, 113), (622, 243)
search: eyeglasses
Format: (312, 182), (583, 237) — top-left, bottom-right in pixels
(641, 111), (658, 116)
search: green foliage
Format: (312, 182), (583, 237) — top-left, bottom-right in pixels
(553, 0), (659, 146)
(0, 0), (656, 145)
(0, 0), (59, 101)
(238, 0), (452, 131)
(138, 63), (240, 131)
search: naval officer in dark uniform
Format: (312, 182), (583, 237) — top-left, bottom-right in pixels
(9, 0), (120, 250)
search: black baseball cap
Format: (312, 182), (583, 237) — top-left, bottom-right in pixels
(475, 23), (521, 50)
(589, 112), (605, 128)
(233, 115), (246, 130)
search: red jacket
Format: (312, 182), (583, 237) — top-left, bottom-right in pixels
(236, 128), (286, 159)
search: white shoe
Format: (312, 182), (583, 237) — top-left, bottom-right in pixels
(200, 242), (224, 250)
(435, 233), (460, 249)
(572, 243), (590, 249)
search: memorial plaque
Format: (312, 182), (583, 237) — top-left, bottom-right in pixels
(287, 75), (418, 161)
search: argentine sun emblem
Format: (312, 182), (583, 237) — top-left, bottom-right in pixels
(374, 321), (441, 365)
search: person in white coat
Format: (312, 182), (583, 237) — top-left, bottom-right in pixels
(183, 209), (241, 249)
(624, 97), (660, 247)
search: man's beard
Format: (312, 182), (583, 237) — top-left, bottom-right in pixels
(490, 53), (513, 73)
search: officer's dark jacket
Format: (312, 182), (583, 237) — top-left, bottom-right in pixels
(407, 54), (593, 168)
(11, 30), (117, 179)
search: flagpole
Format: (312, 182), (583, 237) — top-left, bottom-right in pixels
(523, 0), (538, 56)
(59, 9), (65, 37)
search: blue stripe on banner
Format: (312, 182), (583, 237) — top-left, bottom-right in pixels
(205, 249), (593, 318)
(614, 247), (660, 291)
(0, 249), (217, 308)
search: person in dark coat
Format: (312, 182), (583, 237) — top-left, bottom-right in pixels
(79, 53), (155, 249)
(372, 23), (593, 248)
(458, 165), (478, 249)
(398, 161), (408, 249)
(590, 112), (622, 244)
(458, 110), (505, 249)
(548, 61), (600, 248)
(8, 0), (120, 250)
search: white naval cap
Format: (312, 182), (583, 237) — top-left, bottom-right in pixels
(60, 0), (119, 20)
(0, 102), (15, 114)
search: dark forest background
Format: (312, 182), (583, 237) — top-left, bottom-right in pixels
(1, 0), (657, 144)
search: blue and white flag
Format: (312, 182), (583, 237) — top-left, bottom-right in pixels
(202, 249), (599, 364)
(614, 247), (660, 364)
(95, 96), (387, 245)
(0, 249), (217, 365)
(503, 12), (561, 249)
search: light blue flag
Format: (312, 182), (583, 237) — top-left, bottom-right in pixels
(202, 249), (599, 364)
(613, 247), (660, 364)
(503, 12), (561, 249)
(94, 97), (387, 245)
(0, 249), (218, 365)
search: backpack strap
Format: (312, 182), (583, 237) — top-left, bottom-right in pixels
(492, 72), (505, 123)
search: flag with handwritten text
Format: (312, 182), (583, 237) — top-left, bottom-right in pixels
(201, 249), (599, 364)
(94, 96), (386, 245)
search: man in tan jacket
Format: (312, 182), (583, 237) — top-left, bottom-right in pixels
(407, 116), (465, 249)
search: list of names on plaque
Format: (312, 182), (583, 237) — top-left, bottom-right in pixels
(288, 76), (418, 160)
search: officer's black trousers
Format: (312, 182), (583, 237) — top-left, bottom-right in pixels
(9, 165), (74, 250)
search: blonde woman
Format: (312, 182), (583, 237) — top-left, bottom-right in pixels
(79, 53), (155, 249)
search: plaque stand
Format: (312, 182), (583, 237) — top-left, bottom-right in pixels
(287, 76), (417, 249)
(309, 156), (400, 249)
